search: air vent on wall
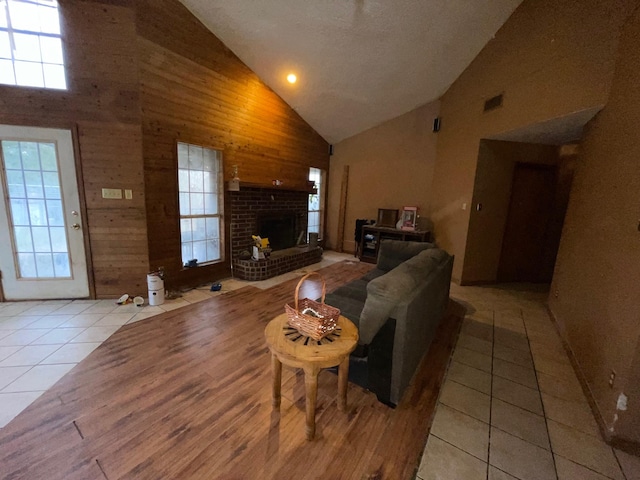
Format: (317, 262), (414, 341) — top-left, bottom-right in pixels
(484, 93), (503, 112)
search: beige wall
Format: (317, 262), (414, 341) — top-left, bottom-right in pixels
(549, 4), (640, 444)
(430, 0), (635, 282)
(326, 101), (440, 253)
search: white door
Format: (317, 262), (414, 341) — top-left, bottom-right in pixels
(0, 125), (89, 300)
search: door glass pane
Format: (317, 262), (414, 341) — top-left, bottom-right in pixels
(24, 171), (44, 198)
(39, 143), (57, 171)
(28, 199), (47, 225)
(49, 227), (67, 251)
(10, 199), (29, 225)
(18, 253), (37, 277)
(53, 253), (70, 277)
(35, 253), (54, 277)
(43, 171), (61, 198)
(14, 226), (34, 252)
(46, 199), (64, 226)
(32, 226), (51, 252)
(1, 139), (70, 279)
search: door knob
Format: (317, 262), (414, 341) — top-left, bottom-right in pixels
(72, 223), (81, 230)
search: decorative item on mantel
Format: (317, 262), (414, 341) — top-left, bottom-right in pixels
(228, 164), (240, 191)
(285, 272), (340, 340)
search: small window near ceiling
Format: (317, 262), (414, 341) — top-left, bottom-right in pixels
(177, 142), (224, 266)
(308, 167), (325, 241)
(0, 0), (66, 90)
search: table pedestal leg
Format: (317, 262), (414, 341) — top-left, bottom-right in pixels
(304, 366), (319, 440)
(337, 356), (350, 412)
(271, 354), (282, 409)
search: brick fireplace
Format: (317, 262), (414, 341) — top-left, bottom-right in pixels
(229, 187), (322, 280)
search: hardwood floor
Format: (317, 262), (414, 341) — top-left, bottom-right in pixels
(0, 261), (463, 480)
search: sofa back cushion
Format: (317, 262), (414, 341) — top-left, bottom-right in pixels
(376, 239), (435, 272)
(359, 247), (447, 344)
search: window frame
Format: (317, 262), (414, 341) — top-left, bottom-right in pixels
(177, 142), (225, 267)
(0, 0), (67, 90)
(307, 167), (325, 241)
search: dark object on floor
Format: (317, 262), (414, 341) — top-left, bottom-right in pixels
(210, 283), (222, 291)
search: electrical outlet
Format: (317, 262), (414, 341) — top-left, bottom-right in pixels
(609, 370), (616, 388)
(124, 189), (133, 200)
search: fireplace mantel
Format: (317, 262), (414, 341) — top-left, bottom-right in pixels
(229, 181), (316, 194)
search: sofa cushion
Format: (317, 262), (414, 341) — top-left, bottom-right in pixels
(358, 248), (448, 344)
(327, 278), (369, 303)
(376, 239), (435, 272)
(361, 268), (386, 282)
(324, 292), (365, 327)
(402, 247), (448, 278)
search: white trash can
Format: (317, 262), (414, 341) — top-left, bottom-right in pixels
(147, 273), (165, 306)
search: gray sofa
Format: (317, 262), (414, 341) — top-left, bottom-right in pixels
(325, 239), (453, 406)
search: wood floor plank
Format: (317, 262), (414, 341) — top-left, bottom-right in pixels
(0, 260), (464, 480)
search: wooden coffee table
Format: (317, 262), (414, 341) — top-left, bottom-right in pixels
(264, 313), (358, 440)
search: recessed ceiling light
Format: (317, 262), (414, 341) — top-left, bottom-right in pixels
(287, 73), (297, 84)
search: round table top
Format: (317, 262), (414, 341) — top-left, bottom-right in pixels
(264, 313), (358, 369)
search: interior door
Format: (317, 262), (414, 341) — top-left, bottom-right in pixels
(0, 125), (89, 300)
(497, 162), (557, 283)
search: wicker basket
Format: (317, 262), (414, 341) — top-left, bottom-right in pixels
(285, 272), (340, 340)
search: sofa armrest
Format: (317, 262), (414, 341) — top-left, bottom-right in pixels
(358, 262), (423, 344)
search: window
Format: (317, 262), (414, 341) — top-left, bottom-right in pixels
(0, 0), (66, 89)
(1, 139), (70, 278)
(308, 167), (325, 240)
(178, 142), (224, 266)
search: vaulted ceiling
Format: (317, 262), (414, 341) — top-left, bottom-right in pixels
(178, 0), (523, 144)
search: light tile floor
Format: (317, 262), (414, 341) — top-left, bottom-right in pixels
(0, 250), (355, 429)
(417, 282), (640, 480)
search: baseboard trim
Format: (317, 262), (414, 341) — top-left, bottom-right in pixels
(546, 306), (640, 455)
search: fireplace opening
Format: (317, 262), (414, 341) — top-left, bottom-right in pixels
(257, 211), (300, 251)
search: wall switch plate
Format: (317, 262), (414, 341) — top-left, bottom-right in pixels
(102, 188), (122, 199)
(124, 189), (133, 199)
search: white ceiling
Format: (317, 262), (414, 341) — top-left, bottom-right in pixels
(179, 0), (523, 144)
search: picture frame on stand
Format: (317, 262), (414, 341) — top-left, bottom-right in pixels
(401, 206), (417, 231)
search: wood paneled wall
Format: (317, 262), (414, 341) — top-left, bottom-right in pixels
(0, 0), (149, 299)
(0, 0), (329, 296)
(134, 0), (329, 288)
